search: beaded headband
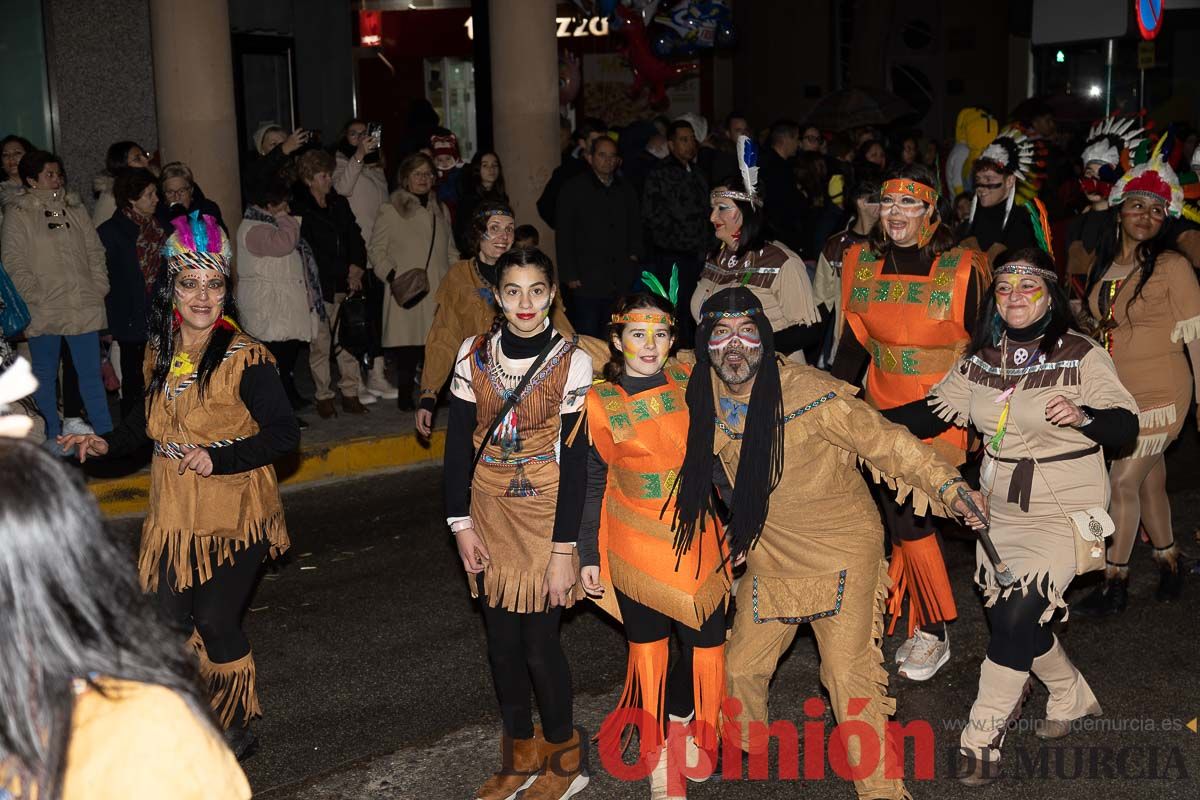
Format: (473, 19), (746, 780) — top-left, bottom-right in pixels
(711, 189), (762, 207)
(163, 212), (232, 276)
(703, 307), (761, 320)
(994, 263), (1058, 284)
(881, 178), (938, 205)
(612, 311), (672, 325)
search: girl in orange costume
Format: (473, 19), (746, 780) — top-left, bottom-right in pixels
(580, 281), (730, 799)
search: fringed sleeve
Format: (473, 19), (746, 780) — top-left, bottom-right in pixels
(1164, 252), (1200, 342)
(927, 357), (972, 427)
(818, 392), (960, 518)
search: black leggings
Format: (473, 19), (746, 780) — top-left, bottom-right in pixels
(984, 588), (1054, 671)
(616, 588), (726, 720)
(157, 539), (270, 664)
(479, 588), (574, 744)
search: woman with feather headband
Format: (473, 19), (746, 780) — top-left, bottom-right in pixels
(1074, 142), (1200, 616)
(691, 136), (823, 360)
(832, 163), (991, 682)
(672, 286), (983, 800)
(578, 275), (731, 799)
(59, 212), (300, 760)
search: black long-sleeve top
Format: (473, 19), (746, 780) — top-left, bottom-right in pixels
(102, 363), (300, 473)
(831, 243), (980, 386)
(442, 326), (588, 543)
(576, 370), (733, 568)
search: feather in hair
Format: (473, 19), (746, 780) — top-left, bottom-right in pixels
(737, 135), (758, 199)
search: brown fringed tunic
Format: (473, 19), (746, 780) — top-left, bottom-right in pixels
(140, 333), (290, 591)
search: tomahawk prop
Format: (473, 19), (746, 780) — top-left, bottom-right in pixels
(957, 486), (1015, 587)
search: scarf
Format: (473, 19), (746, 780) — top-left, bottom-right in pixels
(243, 205), (326, 321)
(121, 206), (167, 290)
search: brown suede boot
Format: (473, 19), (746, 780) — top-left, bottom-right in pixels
(522, 729), (589, 800)
(475, 727), (544, 800)
(341, 396), (369, 414)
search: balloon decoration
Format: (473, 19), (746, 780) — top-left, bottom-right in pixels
(559, 50), (581, 107)
(652, 0), (735, 57)
(613, 3), (699, 108)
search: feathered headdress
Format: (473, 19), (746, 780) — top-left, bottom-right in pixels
(711, 135), (761, 207)
(162, 211), (232, 276)
(970, 127), (1045, 229)
(1081, 114), (1147, 171)
(1109, 135), (1184, 218)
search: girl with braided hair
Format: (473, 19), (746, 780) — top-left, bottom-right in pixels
(578, 283), (731, 799)
(60, 213), (299, 760)
(443, 247), (593, 800)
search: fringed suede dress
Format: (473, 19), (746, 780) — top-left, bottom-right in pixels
(102, 332), (298, 729)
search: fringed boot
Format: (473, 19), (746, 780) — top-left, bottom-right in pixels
(1073, 562), (1129, 618)
(597, 639), (668, 799)
(1153, 544), (1185, 602)
(957, 658), (1033, 786)
(1030, 638), (1101, 739)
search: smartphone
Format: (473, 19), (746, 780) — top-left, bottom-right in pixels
(368, 123), (383, 149)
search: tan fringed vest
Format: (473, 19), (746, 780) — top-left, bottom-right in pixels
(467, 331), (583, 613)
(140, 333), (289, 592)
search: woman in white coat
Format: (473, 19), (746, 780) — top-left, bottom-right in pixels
(236, 174), (320, 425)
(368, 153), (458, 410)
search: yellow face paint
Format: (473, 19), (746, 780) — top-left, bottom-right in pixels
(1031, 289), (1045, 303)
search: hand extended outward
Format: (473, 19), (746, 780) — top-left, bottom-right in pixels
(57, 433), (108, 462)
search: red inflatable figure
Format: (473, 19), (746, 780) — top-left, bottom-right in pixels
(615, 4), (697, 108)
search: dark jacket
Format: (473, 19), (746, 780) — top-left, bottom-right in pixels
(641, 156), (710, 254)
(556, 170), (644, 299)
(291, 189), (367, 302)
(156, 183), (228, 235)
(97, 212), (163, 343)
(536, 153), (589, 229)
(758, 147), (809, 257)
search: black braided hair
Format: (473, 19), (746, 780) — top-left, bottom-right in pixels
(669, 287), (785, 562)
(602, 292), (677, 383)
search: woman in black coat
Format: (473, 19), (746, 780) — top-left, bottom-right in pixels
(97, 168), (167, 420)
(290, 149), (370, 418)
(156, 162), (228, 235)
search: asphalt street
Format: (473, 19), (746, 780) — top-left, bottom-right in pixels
(110, 460), (1200, 800)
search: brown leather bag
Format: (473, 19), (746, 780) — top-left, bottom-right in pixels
(388, 211), (436, 309)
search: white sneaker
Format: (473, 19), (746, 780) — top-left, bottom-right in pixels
(667, 713), (713, 784)
(62, 417), (94, 436)
(897, 629), (950, 681)
(367, 379), (399, 400)
(894, 630), (922, 664)
(648, 745), (685, 799)
(356, 389), (378, 405)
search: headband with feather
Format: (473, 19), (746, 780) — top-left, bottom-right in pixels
(711, 135), (761, 207)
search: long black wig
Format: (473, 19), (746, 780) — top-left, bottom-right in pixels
(669, 287), (785, 562)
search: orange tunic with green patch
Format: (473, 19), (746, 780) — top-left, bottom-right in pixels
(586, 362), (730, 630)
(839, 244), (990, 464)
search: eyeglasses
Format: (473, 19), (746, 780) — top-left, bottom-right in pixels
(975, 182), (1004, 191)
(175, 278), (227, 295)
(802, 134), (822, 143)
(410, 170), (435, 180)
(164, 185), (193, 200)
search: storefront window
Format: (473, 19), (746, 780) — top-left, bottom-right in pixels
(425, 57), (476, 161)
